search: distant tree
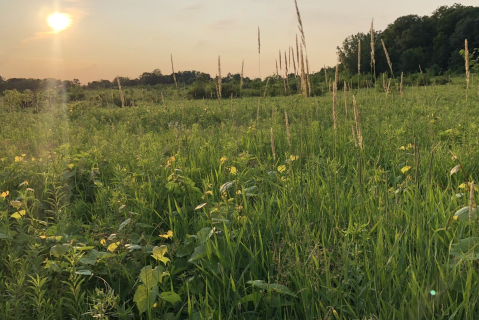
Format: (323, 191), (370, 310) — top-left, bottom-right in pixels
(338, 4), (479, 75)
(87, 80), (113, 90)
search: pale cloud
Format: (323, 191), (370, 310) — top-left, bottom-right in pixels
(20, 31), (57, 45)
(182, 2), (204, 11)
(79, 63), (99, 71)
(208, 19), (237, 30)
(192, 39), (207, 48)
(63, 0), (90, 22)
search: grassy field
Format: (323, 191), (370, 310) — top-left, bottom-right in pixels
(1, 79), (479, 319)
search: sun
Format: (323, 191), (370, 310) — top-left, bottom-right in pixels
(47, 13), (72, 32)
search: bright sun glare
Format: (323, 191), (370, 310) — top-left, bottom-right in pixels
(47, 13), (72, 32)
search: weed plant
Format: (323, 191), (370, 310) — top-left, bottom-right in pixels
(0, 80), (479, 319)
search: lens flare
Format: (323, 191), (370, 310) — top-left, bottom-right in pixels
(47, 13), (72, 32)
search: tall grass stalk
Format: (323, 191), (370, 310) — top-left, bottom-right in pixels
(381, 39), (394, 77)
(370, 19), (376, 80)
(465, 39), (470, 102)
(469, 181), (475, 223)
(217, 56), (222, 109)
(300, 45), (307, 97)
(270, 127), (276, 161)
(333, 62), (338, 131)
(171, 54), (178, 88)
(353, 95), (363, 150)
(344, 81), (348, 116)
(400, 72), (404, 96)
(116, 77), (125, 108)
(285, 111), (291, 148)
(258, 27), (261, 79)
(358, 40), (361, 91)
(240, 60), (244, 93)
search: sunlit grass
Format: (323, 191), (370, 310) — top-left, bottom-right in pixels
(0, 81), (479, 319)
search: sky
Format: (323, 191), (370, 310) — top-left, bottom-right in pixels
(0, 0), (477, 84)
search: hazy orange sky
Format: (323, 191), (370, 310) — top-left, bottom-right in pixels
(1, 0), (477, 84)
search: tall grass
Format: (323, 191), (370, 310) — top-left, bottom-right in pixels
(1, 79), (478, 319)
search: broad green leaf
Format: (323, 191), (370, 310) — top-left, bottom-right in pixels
(50, 244), (70, 258)
(176, 243), (195, 257)
(196, 227), (214, 243)
(269, 296), (294, 307)
(118, 218), (131, 231)
(134, 284), (158, 314)
(152, 245), (170, 265)
(453, 206), (479, 222)
(246, 281), (296, 297)
(44, 260), (61, 272)
(240, 292), (262, 304)
(172, 258), (189, 275)
(75, 269), (92, 276)
(80, 249), (98, 265)
(162, 313), (176, 320)
(74, 246), (95, 251)
(125, 244), (142, 251)
(136, 223), (154, 228)
(268, 283), (297, 297)
(129, 232), (142, 244)
(97, 252), (116, 259)
(63, 170), (76, 180)
(45, 225), (58, 236)
(451, 237), (479, 260)
(188, 244), (206, 262)
(160, 291), (181, 304)
(139, 265), (165, 289)
(247, 280), (268, 290)
(0, 226), (16, 239)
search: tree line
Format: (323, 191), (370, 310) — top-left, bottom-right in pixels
(338, 4), (479, 76)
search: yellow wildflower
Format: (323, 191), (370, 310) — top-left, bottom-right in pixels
(159, 230), (173, 239)
(289, 155), (299, 161)
(167, 156), (176, 166)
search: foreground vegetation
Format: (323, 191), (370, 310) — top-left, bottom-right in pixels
(1, 78), (479, 319)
